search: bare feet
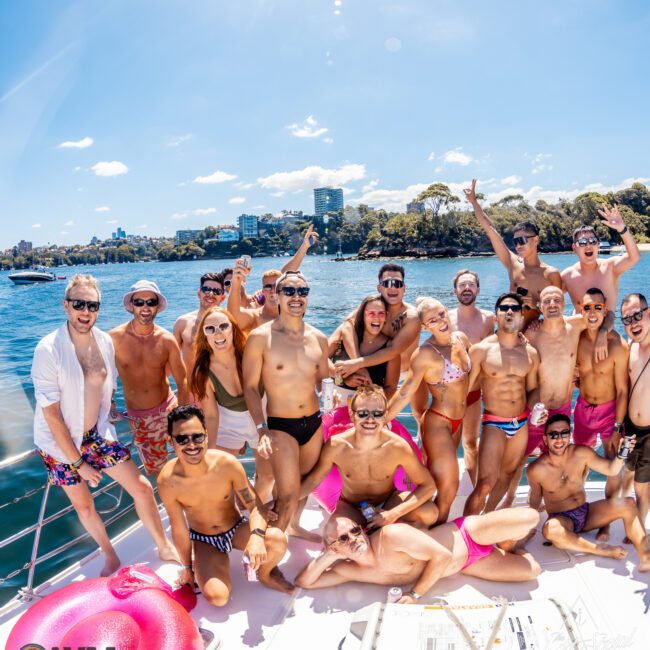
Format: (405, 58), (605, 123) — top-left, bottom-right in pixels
(287, 524), (321, 543)
(158, 541), (181, 563)
(595, 525), (610, 543)
(100, 552), (121, 577)
(259, 567), (295, 594)
(594, 543), (627, 560)
(638, 552), (650, 572)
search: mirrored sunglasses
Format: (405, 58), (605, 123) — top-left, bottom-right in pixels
(66, 298), (100, 312)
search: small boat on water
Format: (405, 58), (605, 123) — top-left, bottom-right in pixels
(7, 267), (57, 284)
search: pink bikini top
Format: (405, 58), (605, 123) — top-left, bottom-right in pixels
(426, 341), (471, 385)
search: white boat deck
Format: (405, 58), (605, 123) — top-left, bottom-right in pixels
(2, 464), (650, 649)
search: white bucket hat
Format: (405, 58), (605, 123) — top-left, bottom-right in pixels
(122, 279), (168, 314)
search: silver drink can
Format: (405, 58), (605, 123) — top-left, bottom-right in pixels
(243, 555), (258, 582)
(240, 255), (252, 269)
(322, 378), (334, 411)
(618, 434), (634, 460)
(530, 402), (546, 426)
(387, 587), (403, 603)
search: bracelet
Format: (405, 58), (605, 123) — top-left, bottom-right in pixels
(619, 225), (628, 235)
(256, 422), (268, 431)
(252, 528), (266, 538)
(182, 564), (192, 570)
(407, 590), (422, 600)
(71, 457), (84, 469)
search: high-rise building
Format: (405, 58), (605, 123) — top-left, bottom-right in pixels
(90, 235), (99, 245)
(17, 240), (33, 254)
(314, 187), (343, 218)
(117, 227), (126, 239)
(237, 214), (258, 238)
(175, 229), (203, 245)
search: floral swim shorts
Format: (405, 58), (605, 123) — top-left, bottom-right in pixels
(38, 426), (131, 487)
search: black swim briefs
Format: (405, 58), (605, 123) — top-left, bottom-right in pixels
(623, 416), (650, 483)
(267, 411), (322, 446)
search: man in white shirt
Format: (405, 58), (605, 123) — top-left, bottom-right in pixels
(31, 274), (178, 576)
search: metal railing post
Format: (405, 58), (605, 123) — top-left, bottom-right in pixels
(19, 483), (50, 603)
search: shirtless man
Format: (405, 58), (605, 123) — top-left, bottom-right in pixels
(464, 179), (562, 328)
(573, 288), (629, 539)
(621, 293), (650, 528)
(158, 405), (293, 605)
(449, 269), (496, 485)
(528, 413), (650, 570)
(463, 293), (541, 516)
(562, 206), (640, 312)
(228, 225), (318, 332)
(300, 385), (438, 529)
(31, 274), (177, 576)
(110, 280), (188, 477)
(173, 272), (225, 375)
(295, 509), (540, 602)
(243, 270), (329, 541)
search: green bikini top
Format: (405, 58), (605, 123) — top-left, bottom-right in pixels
(208, 370), (263, 412)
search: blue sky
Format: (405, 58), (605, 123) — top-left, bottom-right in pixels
(1, 0), (649, 249)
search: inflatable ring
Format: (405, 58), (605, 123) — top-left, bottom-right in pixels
(313, 406), (424, 512)
(7, 565), (202, 650)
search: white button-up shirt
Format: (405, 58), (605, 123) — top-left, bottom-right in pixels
(31, 324), (118, 461)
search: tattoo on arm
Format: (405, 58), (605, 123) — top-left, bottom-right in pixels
(237, 487), (255, 506)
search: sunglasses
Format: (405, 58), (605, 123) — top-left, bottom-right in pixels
(622, 306), (649, 326)
(497, 304), (522, 313)
(424, 315), (446, 327)
(280, 286), (310, 297)
(546, 429), (571, 440)
(328, 525), (363, 546)
(262, 284), (275, 291)
(513, 235), (535, 247)
(200, 286), (224, 296)
(582, 303), (605, 312)
(132, 298), (159, 308)
(66, 298), (100, 312)
(576, 237), (598, 247)
(223, 280), (232, 288)
(203, 322), (231, 335)
(380, 279), (404, 289)
(354, 409), (386, 419)
(171, 432), (206, 446)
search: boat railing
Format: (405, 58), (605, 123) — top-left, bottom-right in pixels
(0, 411), (416, 606)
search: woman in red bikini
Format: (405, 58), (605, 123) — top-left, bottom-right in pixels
(386, 297), (471, 522)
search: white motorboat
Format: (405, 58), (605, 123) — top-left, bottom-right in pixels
(7, 267), (57, 284)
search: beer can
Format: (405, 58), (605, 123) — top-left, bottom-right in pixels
(240, 255), (252, 269)
(322, 378), (334, 411)
(618, 434), (634, 460)
(530, 402), (546, 426)
(387, 587), (403, 604)
(242, 555), (258, 582)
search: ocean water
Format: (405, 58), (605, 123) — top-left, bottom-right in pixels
(1, 252), (648, 603)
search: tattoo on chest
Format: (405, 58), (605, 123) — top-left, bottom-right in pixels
(392, 312), (406, 334)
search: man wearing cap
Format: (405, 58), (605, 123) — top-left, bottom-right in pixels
(110, 280), (188, 478)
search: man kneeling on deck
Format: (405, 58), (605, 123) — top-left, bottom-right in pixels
(299, 384), (438, 529)
(527, 413), (650, 570)
(158, 405), (293, 605)
(295, 509), (540, 603)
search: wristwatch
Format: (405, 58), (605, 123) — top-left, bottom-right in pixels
(71, 456), (84, 469)
(256, 422), (268, 431)
(619, 225), (628, 235)
(252, 528), (266, 538)
(407, 590), (422, 600)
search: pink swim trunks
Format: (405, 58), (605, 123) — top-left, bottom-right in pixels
(127, 391), (177, 474)
(452, 516), (494, 570)
(573, 396), (618, 448)
(526, 401), (572, 456)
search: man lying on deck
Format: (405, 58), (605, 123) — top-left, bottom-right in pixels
(158, 405), (293, 606)
(295, 509), (541, 603)
(527, 413), (650, 571)
(299, 385), (438, 529)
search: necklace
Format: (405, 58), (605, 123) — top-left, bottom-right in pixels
(130, 321), (154, 338)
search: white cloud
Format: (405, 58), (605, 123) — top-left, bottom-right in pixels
(91, 161), (128, 177)
(271, 191), (286, 198)
(107, 219), (118, 224)
(95, 206), (110, 212)
(58, 136), (93, 149)
(323, 137), (334, 144)
(287, 115), (329, 139)
(501, 175), (522, 186)
(385, 37), (402, 53)
(60, 231), (67, 235)
(32, 223), (41, 228)
(63, 220), (74, 226)
(194, 207), (217, 216)
(532, 164), (553, 175)
(193, 170), (237, 184)
(135, 224), (148, 230)
(356, 180), (470, 212)
(229, 196), (246, 205)
(234, 181), (254, 189)
(171, 212), (188, 220)
(442, 148), (473, 166)
(343, 187), (355, 195)
(362, 179), (380, 193)
(427, 152), (436, 161)
(166, 133), (193, 147)
(73, 166), (82, 171)
(252, 204), (265, 210)
(258, 163), (366, 192)
(530, 153), (552, 174)
(533, 153), (552, 163)
(434, 166), (443, 173)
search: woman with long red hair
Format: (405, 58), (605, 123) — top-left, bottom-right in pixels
(190, 306), (273, 502)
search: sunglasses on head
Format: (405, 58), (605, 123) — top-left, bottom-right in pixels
(66, 298), (100, 312)
(576, 237), (598, 247)
(354, 409), (386, 419)
(262, 283), (275, 291)
(203, 322), (231, 335)
(132, 298), (159, 308)
(513, 234), (535, 247)
(546, 429), (571, 440)
(583, 303), (605, 312)
(172, 432), (206, 446)
(200, 286), (224, 296)
(280, 286), (310, 297)
(328, 525), (363, 546)
(223, 280), (232, 288)
(380, 279), (404, 289)
(497, 304), (522, 313)
(622, 306), (649, 326)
